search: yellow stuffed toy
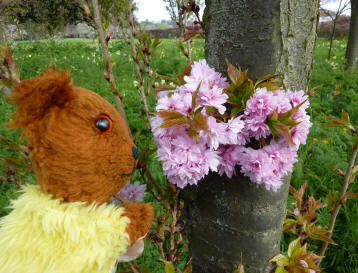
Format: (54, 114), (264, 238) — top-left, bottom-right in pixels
(0, 69), (153, 273)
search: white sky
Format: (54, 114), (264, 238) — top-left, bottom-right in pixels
(135, 0), (171, 22)
(135, 0), (351, 23)
(321, 1), (351, 15)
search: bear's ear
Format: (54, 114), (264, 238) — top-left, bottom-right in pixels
(8, 68), (74, 129)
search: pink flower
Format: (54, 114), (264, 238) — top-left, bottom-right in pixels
(245, 88), (276, 116)
(197, 84), (228, 114)
(238, 147), (272, 184)
(184, 59), (228, 90)
(218, 145), (242, 178)
(286, 90), (310, 120)
(202, 116), (228, 149)
(290, 119), (312, 146)
(244, 115), (271, 140)
(151, 60), (311, 191)
(156, 92), (192, 114)
(155, 133), (220, 188)
(294, 208), (299, 216)
(299, 259), (309, 268)
(224, 117), (245, 145)
(111, 181), (146, 204)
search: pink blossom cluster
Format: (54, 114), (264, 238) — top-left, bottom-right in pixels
(151, 60), (312, 191)
(111, 181), (147, 205)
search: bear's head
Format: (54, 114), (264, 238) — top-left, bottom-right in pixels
(8, 69), (137, 204)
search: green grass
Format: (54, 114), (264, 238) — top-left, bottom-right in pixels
(0, 37), (358, 272)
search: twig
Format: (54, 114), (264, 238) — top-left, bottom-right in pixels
(127, 0), (151, 124)
(129, 263), (141, 273)
(318, 145), (358, 262)
(139, 170), (162, 202)
(144, 168), (163, 196)
(84, 0), (130, 133)
(184, 12), (191, 63)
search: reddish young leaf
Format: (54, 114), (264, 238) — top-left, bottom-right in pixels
(177, 63), (193, 85)
(225, 58), (241, 84)
(345, 190), (358, 200)
(289, 183), (306, 212)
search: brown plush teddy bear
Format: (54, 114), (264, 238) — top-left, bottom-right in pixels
(0, 69), (154, 273)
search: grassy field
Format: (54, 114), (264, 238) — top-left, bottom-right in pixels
(0, 37), (357, 272)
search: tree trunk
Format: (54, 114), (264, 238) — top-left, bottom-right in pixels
(328, 18), (338, 60)
(345, 0), (358, 70)
(181, 1), (320, 273)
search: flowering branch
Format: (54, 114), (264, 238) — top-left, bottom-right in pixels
(83, 0), (130, 132)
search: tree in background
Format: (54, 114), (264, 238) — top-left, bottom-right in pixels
(0, 0), (91, 39)
(181, 0), (320, 272)
(345, 0), (358, 69)
(320, 0), (350, 59)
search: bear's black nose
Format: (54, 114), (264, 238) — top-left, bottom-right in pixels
(132, 146), (139, 160)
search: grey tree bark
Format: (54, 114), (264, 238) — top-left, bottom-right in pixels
(181, 1), (320, 273)
(345, 0), (358, 70)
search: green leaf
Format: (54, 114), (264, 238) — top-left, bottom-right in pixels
(254, 73), (279, 89)
(287, 238), (301, 259)
(270, 254), (289, 267)
(279, 99), (308, 121)
(341, 109), (350, 123)
(350, 165), (358, 183)
(308, 225), (337, 245)
(283, 218), (297, 233)
(231, 107), (241, 118)
(155, 84), (176, 92)
(137, 265), (152, 273)
(187, 127), (198, 142)
(232, 264), (245, 273)
(161, 260), (175, 273)
(326, 191), (338, 212)
(274, 266), (289, 273)
(194, 106), (205, 115)
(156, 73), (180, 85)
(152, 37), (161, 49)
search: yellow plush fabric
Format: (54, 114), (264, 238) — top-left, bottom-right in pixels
(0, 185), (130, 273)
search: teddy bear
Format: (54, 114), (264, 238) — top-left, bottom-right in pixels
(0, 68), (154, 273)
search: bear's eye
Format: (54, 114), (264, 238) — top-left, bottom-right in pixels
(95, 114), (113, 133)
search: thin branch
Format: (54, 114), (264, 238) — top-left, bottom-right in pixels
(144, 168), (163, 196)
(84, 0), (131, 133)
(184, 12), (191, 63)
(127, 0), (151, 124)
(319, 145), (358, 262)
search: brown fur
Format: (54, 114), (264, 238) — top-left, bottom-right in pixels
(8, 68), (153, 245)
(122, 202), (154, 244)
